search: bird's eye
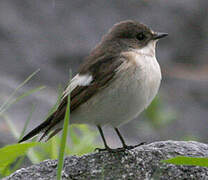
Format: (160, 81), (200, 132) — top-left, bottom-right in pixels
(136, 32), (146, 41)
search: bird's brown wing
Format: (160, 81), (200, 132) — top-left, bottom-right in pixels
(18, 54), (123, 142)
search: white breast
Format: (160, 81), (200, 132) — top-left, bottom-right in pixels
(133, 48), (162, 109)
(70, 41), (162, 127)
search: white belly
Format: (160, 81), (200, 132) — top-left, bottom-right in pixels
(70, 54), (161, 127)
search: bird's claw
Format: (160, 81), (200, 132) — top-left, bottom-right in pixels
(94, 142), (146, 153)
(123, 142), (146, 150)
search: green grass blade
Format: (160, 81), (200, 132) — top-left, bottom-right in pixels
(43, 85), (63, 160)
(0, 69), (40, 114)
(26, 148), (42, 164)
(19, 104), (36, 141)
(11, 86), (45, 105)
(51, 137), (59, 159)
(10, 156), (25, 174)
(0, 142), (38, 175)
(162, 156), (208, 167)
(1, 164), (11, 177)
(3, 114), (20, 139)
(57, 70), (71, 180)
(46, 84), (63, 119)
(0, 85), (45, 115)
(68, 125), (97, 155)
(3, 114), (41, 164)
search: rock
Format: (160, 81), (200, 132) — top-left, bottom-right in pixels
(4, 140), (208, 180)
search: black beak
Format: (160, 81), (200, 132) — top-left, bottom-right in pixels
(153, 32), (168, 40)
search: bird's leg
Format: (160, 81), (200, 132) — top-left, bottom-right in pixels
(95, 126), (145, 153)
(114, 128), (145, 150)
(96, 125), (109, 150)
(95, 126), (125, 152)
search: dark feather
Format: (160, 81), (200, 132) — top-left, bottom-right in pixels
(18, 26), (126, 143)
(36, 55), (123, 140)
(18, 115), (54, 143)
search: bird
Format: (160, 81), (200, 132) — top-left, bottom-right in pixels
(19, 20), (168, 152)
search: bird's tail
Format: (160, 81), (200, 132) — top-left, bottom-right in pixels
(18, 114), (61, 143)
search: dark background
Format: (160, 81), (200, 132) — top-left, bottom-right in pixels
(0, 0), (208, 147)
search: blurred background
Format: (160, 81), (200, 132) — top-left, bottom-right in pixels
(0, 0), (208, 156)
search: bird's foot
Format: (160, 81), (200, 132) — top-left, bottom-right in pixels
(122, 142), (146, 150)
(95, 142), (146, 153)
(95, 146), (130, 153)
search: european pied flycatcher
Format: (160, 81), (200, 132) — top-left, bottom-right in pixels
(19, 20), (168, 152)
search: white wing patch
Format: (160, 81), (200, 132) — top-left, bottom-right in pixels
(62, 74), (93, 99)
